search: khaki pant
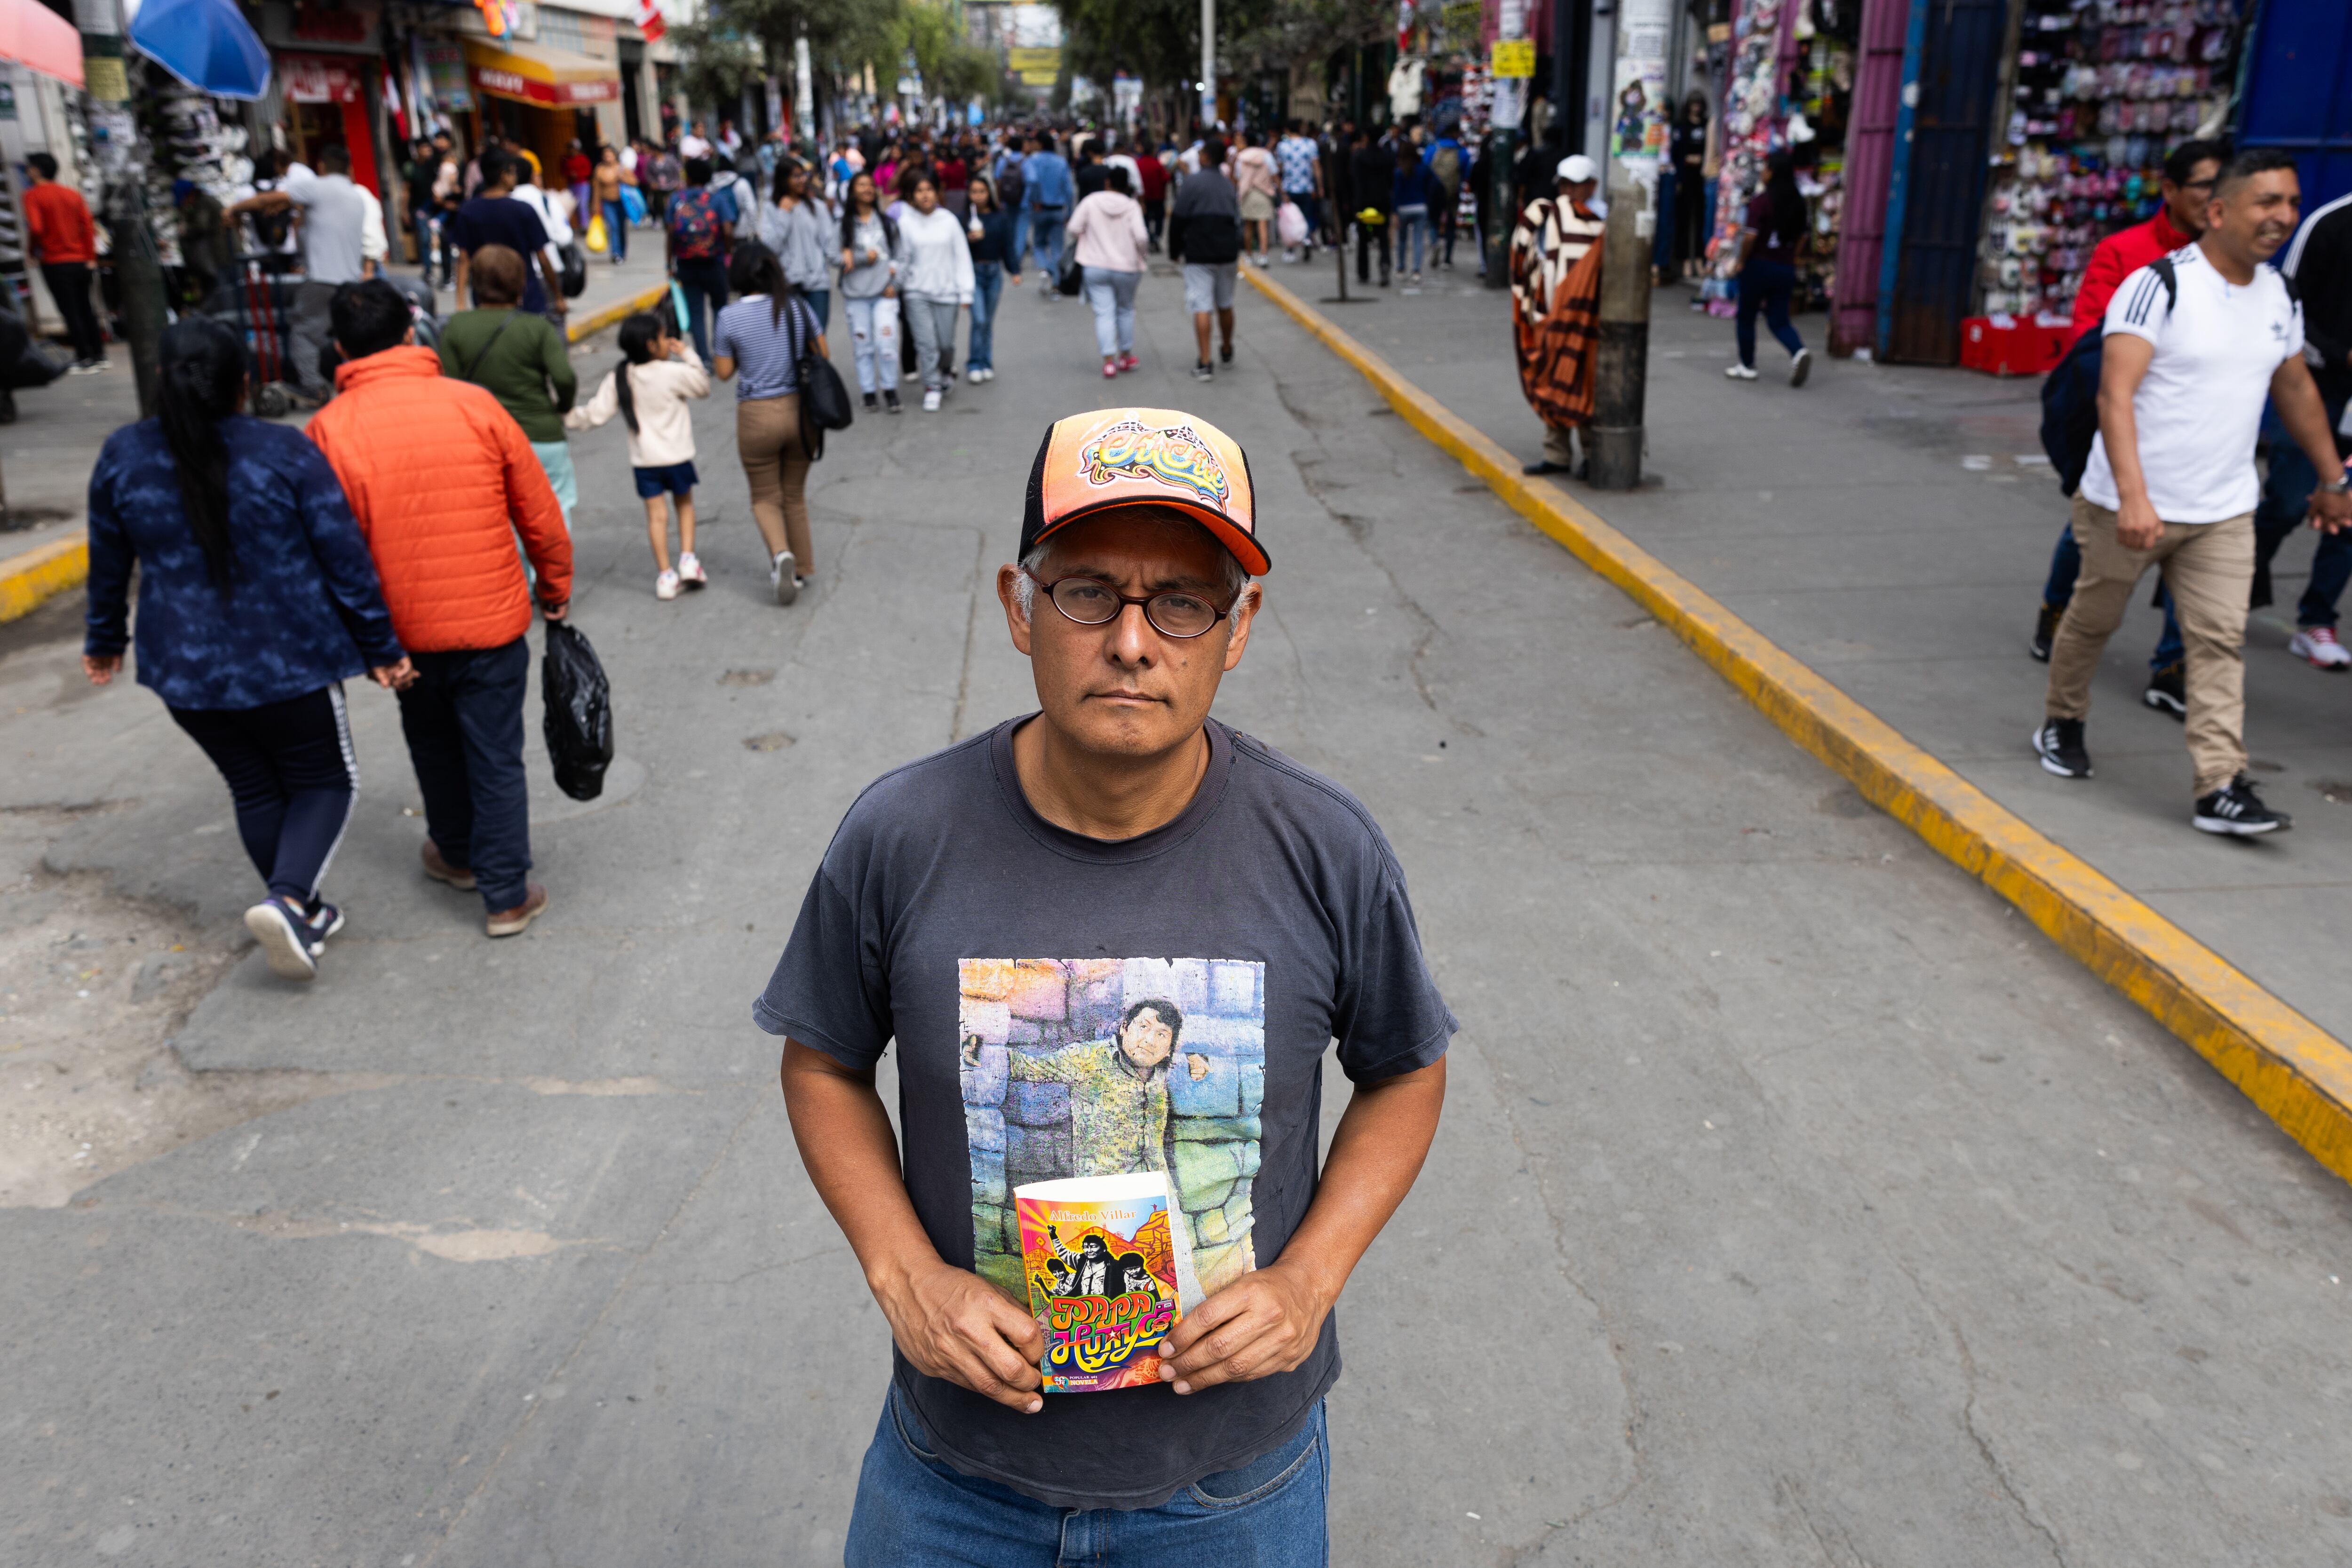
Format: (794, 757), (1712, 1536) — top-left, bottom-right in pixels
(2045, 496), (2254, 795)
(736, 394), (813, 571)
(1542, 421), (1587, 468)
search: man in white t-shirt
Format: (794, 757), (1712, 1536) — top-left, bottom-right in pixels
(2037, 148), (2352, 835)
(227, 143), (373, 402)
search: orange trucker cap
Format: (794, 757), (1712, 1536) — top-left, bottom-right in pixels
(1020, 408), (1270, 576)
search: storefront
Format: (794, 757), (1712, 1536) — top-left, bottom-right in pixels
(462, 36), (619, 181)
(278, 53), (382, 193)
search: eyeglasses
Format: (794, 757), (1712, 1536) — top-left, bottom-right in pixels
(1025, 571), (1234, 639)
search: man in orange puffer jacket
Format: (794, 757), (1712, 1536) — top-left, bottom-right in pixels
(309, 279), (572, 939)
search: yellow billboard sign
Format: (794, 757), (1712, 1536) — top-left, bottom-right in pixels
(1008, 47), (1061, 72)
(1491, 39), (1535, 79)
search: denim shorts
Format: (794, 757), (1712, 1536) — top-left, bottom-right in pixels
(1183, 261), (1239, 314)
(632, 460), (698, 498)
(845, 1382), (1329, 1567)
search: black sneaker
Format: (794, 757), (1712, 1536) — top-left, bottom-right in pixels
(1219, 341), (1233, 364)
(883, 390), (902, 414)
(2193, 774), (2291, 836)
(1192, 362), (1214, 381)
(862, 391), (878, 411)
(2030, 603), (2062, 662)
(2142, 661), (2186, 721)
(304, 899), (345, 944)
(2033, 718), (2092, 779)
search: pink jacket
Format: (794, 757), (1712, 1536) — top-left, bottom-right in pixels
(1067, 191), (1150, 274)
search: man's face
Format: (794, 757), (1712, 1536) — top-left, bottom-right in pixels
(1118, 1008), (1176, 1070)
(1561, 177), (1597, 207)
(2207, 167), (2302, 262)
(2160, 158), (2222, 237)
(997, 509), (1257, 766)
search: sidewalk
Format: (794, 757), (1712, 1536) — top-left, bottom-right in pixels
(1256, 259), (2352, 1039)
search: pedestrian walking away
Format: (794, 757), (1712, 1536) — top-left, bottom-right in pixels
(755, 156), (837, 329)
(839, 171), (907, 413)
(82, 318), (413, 980)
(963, 175), (1017, 382)
(897, 173), (974, 412)
(1275, 122), (1325, 262)
(1726, 151), (1812, 387)
(438, 244), (580, 534)
(2034, 149), (2352, 835)
(1233, 130), (1281, 268)
(1068, 166), (1149, 379)
(1347, 128), (1395, 287)
(568, 311), (712, 602)
(1421, 126), (1464, 270)
(760, 403), (1452, 1564)
(444, 151), (569, 334)
(23, 151), (107, 372)
(1391, 141), (1435, 287)
(1169, 138), (1243, 381)
(666, 157), (739, 361)
(225, 143), (377, 405)
(712, 242), (831, 601)
(2028, 139), (2225, 686)
(307, 279), (571, 934)
(1136, 142), (1170, 253)
(1022, 132), (1074, 295)
(2252, 181), (2352, 670)
(1513, 155), (1605, 478)
(591, 145), (635, 265)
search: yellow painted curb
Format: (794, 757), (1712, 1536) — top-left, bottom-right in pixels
(0, 533), (86, 623)
(567, 283), (669, 344)
(1243, 264), (2352, 1186)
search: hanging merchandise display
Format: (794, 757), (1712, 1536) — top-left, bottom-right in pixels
(1977, 0), (2244, 326)
(1788, 0), (1859, 311)
(1700, 0), (1788, 316)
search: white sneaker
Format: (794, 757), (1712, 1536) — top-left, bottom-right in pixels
(676, 551), (707, 589)
(922, 388), (942, 412)
(981, 368), (995, 382)
(1725, 363), (1760, 380)
(2288, 626), (2352, 669)
(771, 550), (799, 606)
(968, 365), (985, 382)
(1789, 347), (1813, 387)
(655, 569), (680, 601)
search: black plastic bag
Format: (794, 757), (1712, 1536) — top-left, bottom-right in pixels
(541, 620), (612, 801)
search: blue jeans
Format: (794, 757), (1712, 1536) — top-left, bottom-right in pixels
(1394, 203), (1429, 273)
(800, 287), (831, 330)
(600, 199), (628, 262)
(2251, 399), (2352, 629)
(671, 257), (728, 361)
(844, 294), (899, 396)
(2044, 523), (2191, 669)
(1028, 206), (1066, 285)
(846, 1384), (1329, 1568)
(1736, 259), (1804, 367)
(396, 637), (533, 913)
(414, 215), (445, 284)
(969, 261), (1003, 369)
(1083, 265), (1140, 358)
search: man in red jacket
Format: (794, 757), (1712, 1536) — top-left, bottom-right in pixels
(2031, 138), (2228, 708)
(309, 279), (571, 938)
(22, 152), (106, 372)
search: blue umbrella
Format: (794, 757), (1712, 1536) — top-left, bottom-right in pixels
(129, 0), (270, 101)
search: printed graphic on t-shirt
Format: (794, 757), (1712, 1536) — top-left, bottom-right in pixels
(960, 957), (1265, 1302)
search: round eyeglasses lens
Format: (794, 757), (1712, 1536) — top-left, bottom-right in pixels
(1048, 579), (1122, 623)
(1144, 592), (1219, 637)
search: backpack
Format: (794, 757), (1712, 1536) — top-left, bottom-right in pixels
(1430, 142), (1462, 201)
(668, 188), (725, 261)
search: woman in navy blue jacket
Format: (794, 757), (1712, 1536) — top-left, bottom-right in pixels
(83, 317), (412, 981)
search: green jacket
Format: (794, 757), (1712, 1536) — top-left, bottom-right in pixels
(437, 307), (576, 444)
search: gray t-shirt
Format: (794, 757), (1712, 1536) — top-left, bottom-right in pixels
(754, 715), (1455, 1510)
(284, 166), (368, 284)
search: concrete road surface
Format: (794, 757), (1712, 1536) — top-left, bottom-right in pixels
(2, 263), (2348, 1567)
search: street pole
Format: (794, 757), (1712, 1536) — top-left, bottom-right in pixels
(1200, 0), (1215, 131)
(73, 0), (166, 416)
(1589, 155), (1652, 488)
(1484, 0), (1531, 288)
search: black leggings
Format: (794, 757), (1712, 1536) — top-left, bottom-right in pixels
(170, 685), (357, 906)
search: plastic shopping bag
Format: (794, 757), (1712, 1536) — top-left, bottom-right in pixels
(584, 211), (609, 254)
(669, 281), (691, 334)
(620, 183), (647, 225)
(541, 620), (613, 802)
(1276, 200), (1307, 248)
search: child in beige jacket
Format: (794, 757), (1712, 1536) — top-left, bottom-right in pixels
(566, 309), (711, 600)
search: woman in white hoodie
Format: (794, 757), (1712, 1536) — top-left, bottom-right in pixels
(894, 171), (974, 412)
(1066, 165), (1151, 378)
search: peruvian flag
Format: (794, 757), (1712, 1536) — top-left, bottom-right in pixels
(636, 0), (666, 42)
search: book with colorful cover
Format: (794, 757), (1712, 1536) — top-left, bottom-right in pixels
(1013, 1172), (1205, 1393)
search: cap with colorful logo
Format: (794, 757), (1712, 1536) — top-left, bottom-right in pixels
(1021, 408), (1270, 576)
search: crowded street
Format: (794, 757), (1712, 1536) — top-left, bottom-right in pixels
(7, 237), (2352, 1563)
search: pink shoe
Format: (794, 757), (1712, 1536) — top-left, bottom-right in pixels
(1102, 361), (1119, 379)
(1117, 353), (1139, 373)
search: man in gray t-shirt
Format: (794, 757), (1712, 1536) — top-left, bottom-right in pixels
(760, 406), (1453, 1554)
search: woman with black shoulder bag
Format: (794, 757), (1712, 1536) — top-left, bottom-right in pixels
(712, 242), (844, 605)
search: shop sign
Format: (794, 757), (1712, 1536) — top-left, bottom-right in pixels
(1490, 39), (1534, 78)
(291, 1), (378, 44)
(469, 63), (620, 105)
(283, 55), (365, 104)
(1008, 47), (1060, 73)
(420, 39), (472, 111)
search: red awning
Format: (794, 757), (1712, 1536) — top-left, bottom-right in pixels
(0, 0), (85, 88)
